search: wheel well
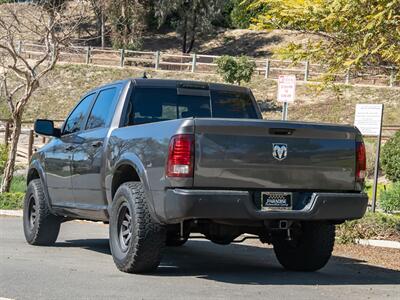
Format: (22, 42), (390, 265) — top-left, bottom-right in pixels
(111, 164), (140, 199)
(27, 168), (40, 184)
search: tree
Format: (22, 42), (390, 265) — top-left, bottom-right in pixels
(216, 55), (256, 85)
(155, 0), (225, 53)
(108, 0), (145, 50)
(230, 0), (268, 29)
(250, 0), (400, 77)
(0, 1), (88, 192)
(89, 0), (109, 48)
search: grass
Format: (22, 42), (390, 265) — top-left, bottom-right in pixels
(9, 176), (26, 193)
(1, 63), (399, 125)
(0, 176), (26, 210)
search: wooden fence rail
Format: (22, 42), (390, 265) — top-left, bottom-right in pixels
(14, 42), (399, 89)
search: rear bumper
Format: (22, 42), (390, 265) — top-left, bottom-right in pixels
(163, 189), (368, 223)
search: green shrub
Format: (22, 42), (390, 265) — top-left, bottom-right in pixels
(336, 212), (400, 243)
(381, 130), (400, 182)
(0, 192), (24, 210)
(380, 182), (400, 213)
(216, 55), (256, 85)
(0, 144), (8, 175)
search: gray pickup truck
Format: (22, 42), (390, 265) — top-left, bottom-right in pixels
(24, 78), (368, 273)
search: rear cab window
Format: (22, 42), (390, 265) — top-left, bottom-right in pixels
(125, 85), (258, 126)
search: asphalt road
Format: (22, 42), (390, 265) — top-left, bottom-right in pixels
(1, 216), (399, 300)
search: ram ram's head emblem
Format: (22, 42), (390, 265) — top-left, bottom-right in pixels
(272, 143), (287, 161)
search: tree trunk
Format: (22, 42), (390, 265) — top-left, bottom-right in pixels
(186, 12), (197, 54)
(0, 118), (22, 193)
(182, 16), (188, 53)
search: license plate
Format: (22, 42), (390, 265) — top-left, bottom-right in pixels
(261, 192), (292, 211)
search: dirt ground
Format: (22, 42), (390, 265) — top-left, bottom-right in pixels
(333, 244), (400, 271)
(245, 240), (400, 271)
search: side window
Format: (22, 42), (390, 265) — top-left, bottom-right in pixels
(63, 93), (95, 135)
(86, 87), (118, 130)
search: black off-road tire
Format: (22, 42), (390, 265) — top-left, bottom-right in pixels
(109, 182), (166, 273)
(273, 222), (335, 272)
(23, 179), (61, 246)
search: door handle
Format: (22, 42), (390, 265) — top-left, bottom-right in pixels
(91, 141), (103, 148)
(65, 145), (75, 151)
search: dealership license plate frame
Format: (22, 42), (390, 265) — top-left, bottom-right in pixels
(261, 192), (293, 211)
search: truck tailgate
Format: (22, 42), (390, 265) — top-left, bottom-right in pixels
(193, 119), (358, 191)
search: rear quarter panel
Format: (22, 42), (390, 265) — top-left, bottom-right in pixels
(105, 119), (195, 218)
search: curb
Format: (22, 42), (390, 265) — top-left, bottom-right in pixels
(0, 209), (22, 217)
(356, 239), (400, 249)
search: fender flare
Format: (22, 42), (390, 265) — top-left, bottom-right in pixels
(27, 159), (56, 215)
(108, 153), (161, 223)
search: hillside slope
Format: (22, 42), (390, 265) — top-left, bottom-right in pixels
(12, 64), (400, 126)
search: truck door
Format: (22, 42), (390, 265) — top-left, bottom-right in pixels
(46, 93), (96, 207)
(71, 85), (121, 209)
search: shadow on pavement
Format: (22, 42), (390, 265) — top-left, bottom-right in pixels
(56, 238), (400, 286)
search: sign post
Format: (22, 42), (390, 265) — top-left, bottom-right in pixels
(354, 104), (384, 212)
(277, 75), (296, 121)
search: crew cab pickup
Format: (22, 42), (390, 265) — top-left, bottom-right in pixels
(23, 78), (368, 273)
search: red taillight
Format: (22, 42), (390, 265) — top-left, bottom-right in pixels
(356, 141), (366, 182)
(166, 134), (194, 178)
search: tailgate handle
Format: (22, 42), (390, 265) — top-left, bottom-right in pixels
(269, 128), (295, 135)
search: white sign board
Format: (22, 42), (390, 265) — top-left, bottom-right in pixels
(277, 75), (296, 103)
(354, 104), (383, 136)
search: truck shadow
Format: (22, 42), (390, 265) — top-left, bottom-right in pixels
(57, 238), (400, 286)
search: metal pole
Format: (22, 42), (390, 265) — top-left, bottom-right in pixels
(371, 105), (384, 212)
(155, 51), (160, 70)
(282, 102), (288, 121)
(191, 53), (197, 73)
(265, 59), (270, 79)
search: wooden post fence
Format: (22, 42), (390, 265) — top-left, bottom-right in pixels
(345, 69), (350, 84)
(191, 53), (197, 73)
(9, 42), (400, 89)
(265, 59), (270, 79)
(389, 69), (395, 87)
(304, 61), (310, 82)
(120, 49), (125, 67)
(85, 46), (91, 64)
(155, 51), (160, 70)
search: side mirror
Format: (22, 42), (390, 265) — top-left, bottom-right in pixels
(34, 119), (61, 138)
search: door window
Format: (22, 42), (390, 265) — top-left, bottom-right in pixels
(63, 93), (95, 135)
(86, 87), (118, 130)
